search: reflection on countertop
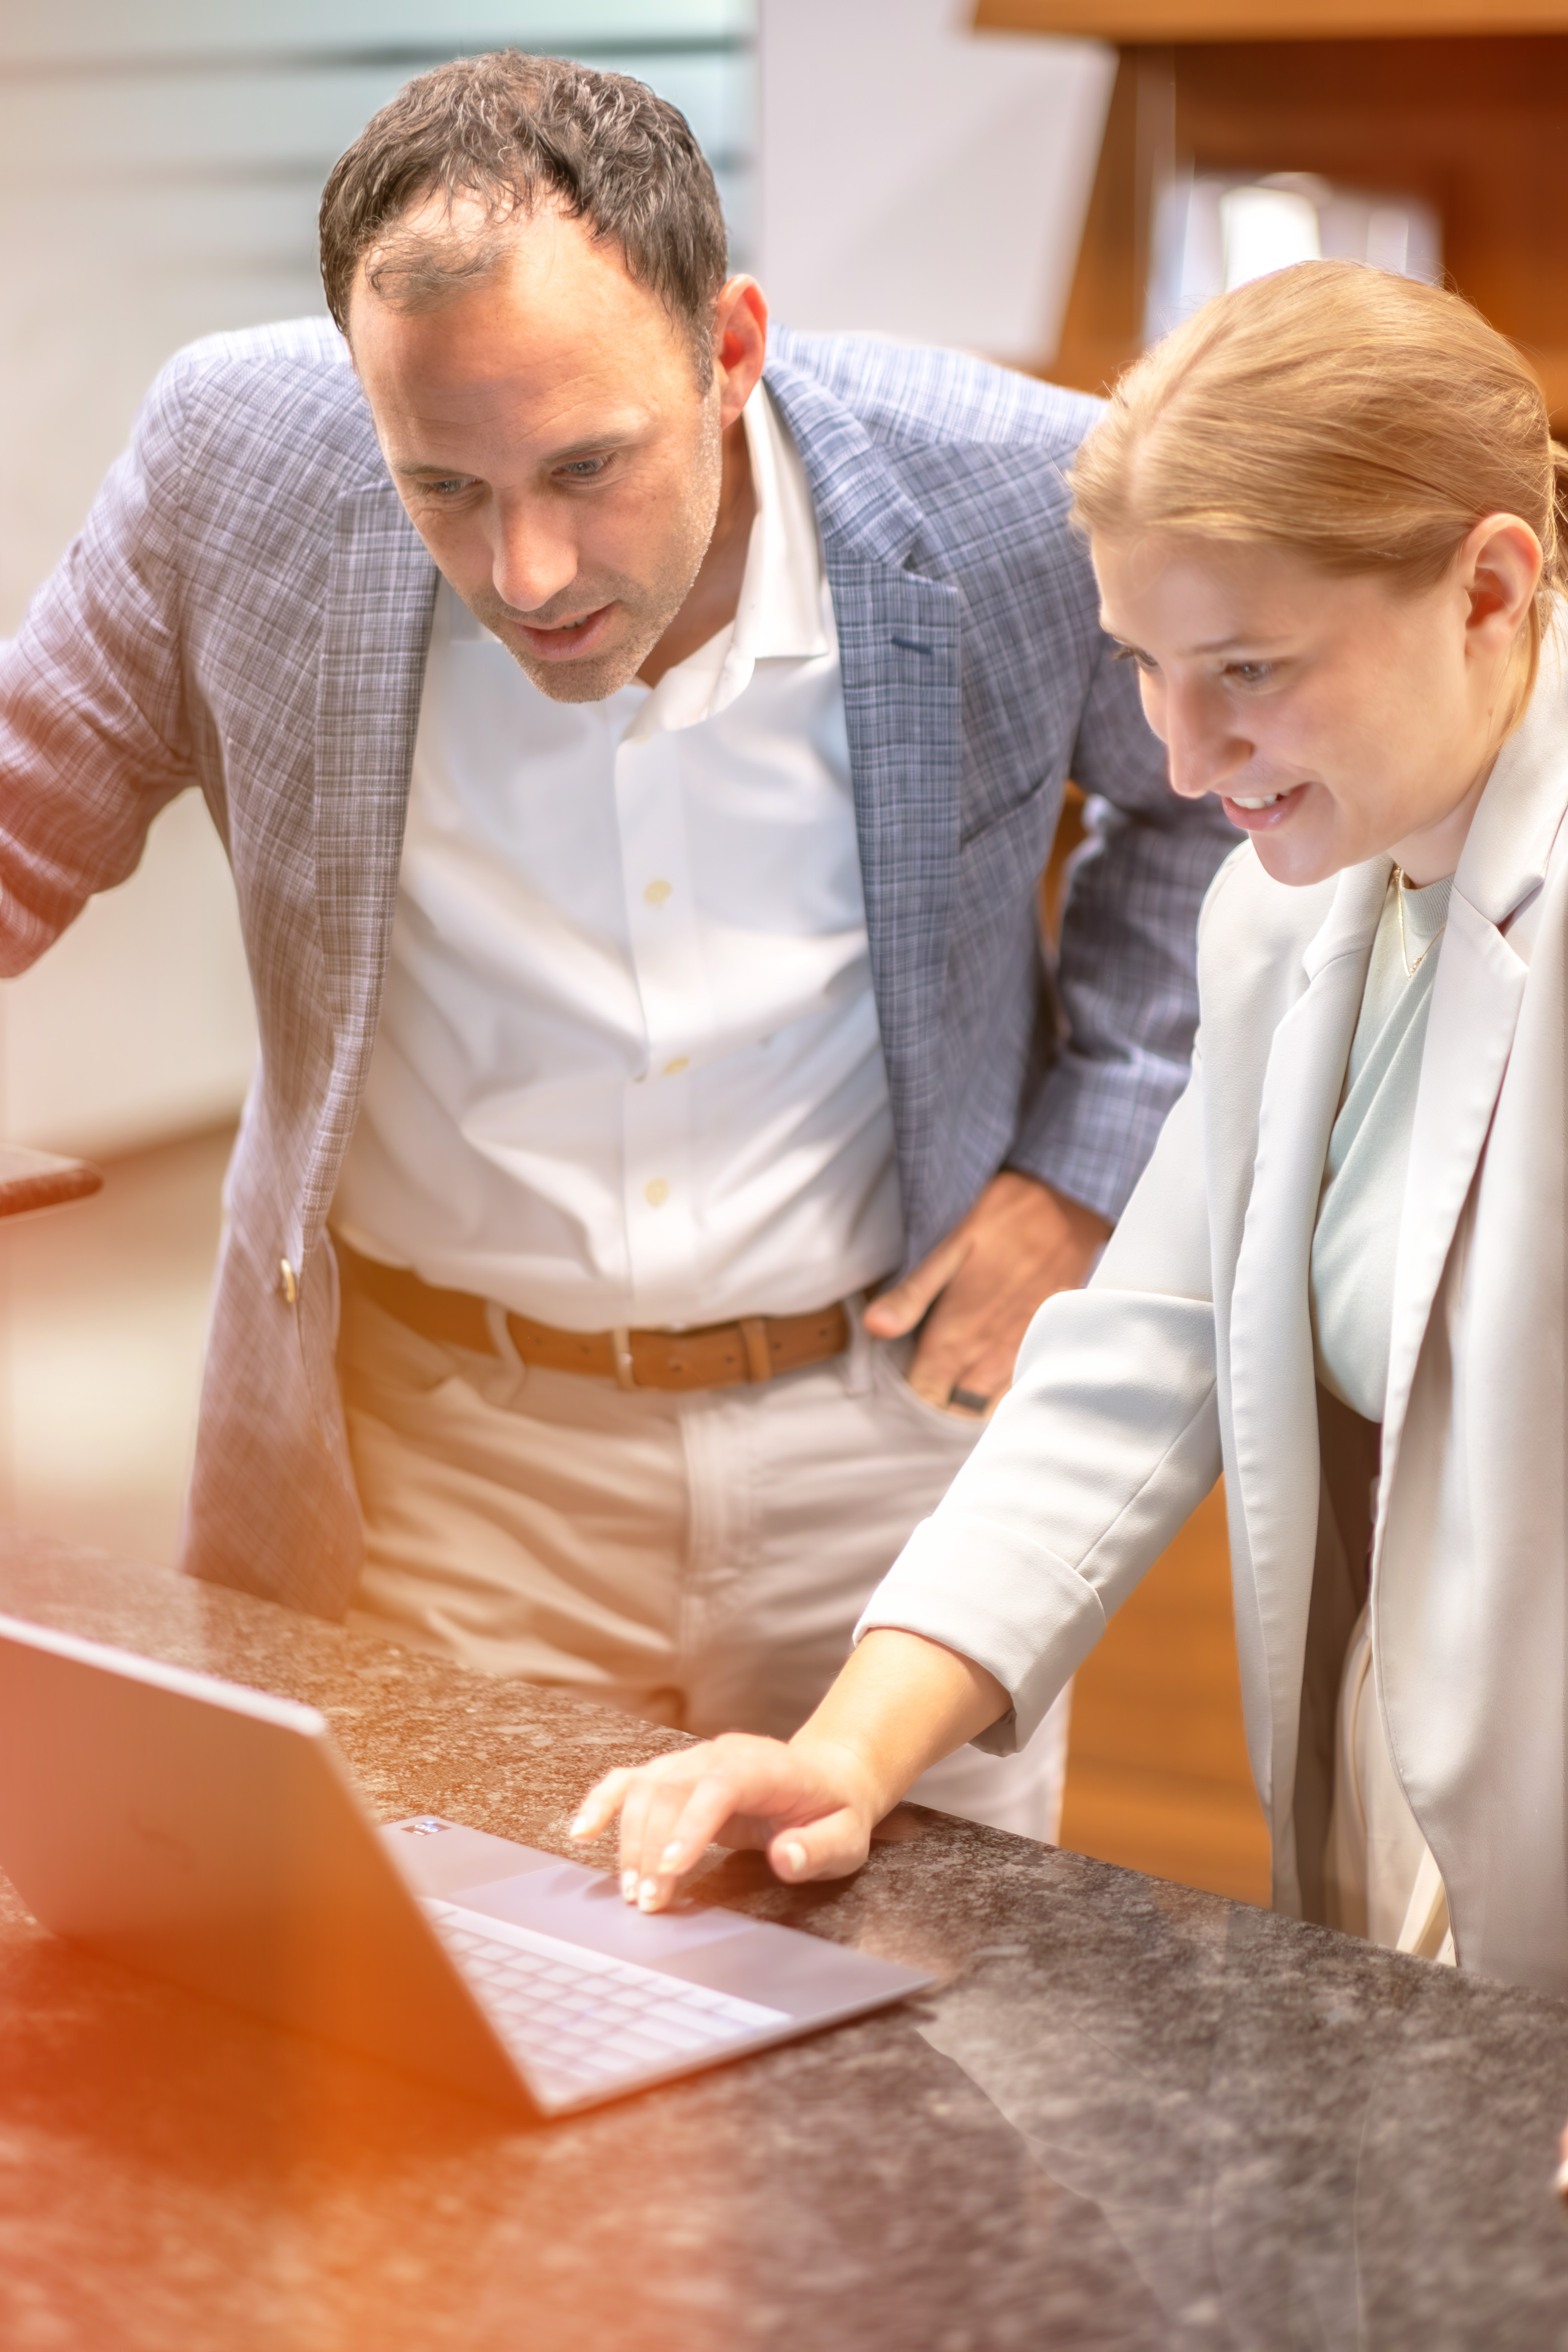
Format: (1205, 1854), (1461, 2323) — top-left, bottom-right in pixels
(1, 1531), (1565, 2352)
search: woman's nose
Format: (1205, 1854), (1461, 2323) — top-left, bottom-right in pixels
(1163, 682), (1253, 802)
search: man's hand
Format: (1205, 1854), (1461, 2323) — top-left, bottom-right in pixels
(863, 1171), (1111, 1413)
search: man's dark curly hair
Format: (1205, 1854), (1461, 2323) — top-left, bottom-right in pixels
(319, 49), (730, 378)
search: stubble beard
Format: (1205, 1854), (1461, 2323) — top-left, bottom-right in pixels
(464, 398), (726, 704)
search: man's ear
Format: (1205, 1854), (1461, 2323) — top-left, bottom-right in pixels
(712, 276), (767, 426)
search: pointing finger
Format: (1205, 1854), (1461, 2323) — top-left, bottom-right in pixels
(569, 1768), (632, 1841)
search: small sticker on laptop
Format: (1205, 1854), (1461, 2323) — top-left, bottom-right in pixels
(400, 1817), (449, 1835)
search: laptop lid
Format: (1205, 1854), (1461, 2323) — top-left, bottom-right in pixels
(0, 1612), (527, 2110)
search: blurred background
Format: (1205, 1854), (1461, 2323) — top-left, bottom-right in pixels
(8, 0), (1553, 1904)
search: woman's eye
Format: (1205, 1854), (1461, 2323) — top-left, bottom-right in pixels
(1227, 662), (1273, 686)
(1112, 643), (1158, 674)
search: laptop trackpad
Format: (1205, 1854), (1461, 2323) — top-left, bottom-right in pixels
(457, 1863), (756, 1960)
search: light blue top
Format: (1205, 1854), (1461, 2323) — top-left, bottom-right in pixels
(1310, 870), (1454, 1424)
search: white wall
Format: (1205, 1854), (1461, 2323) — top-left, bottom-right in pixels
(0, 1), (753, 1156)
(755, 0), (1113, 363)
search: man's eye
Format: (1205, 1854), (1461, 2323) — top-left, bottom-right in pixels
(426, 478), (477, 498)
(558, 458), (609, 480)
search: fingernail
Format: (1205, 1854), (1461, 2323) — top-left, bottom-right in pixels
(638, 1878), (660, 1910)
(621, 1868), (638, 1901)
(660, 1841), (683, 1866)
(569, 1811), (593, 1837)
(781, 1840), (807, 1877)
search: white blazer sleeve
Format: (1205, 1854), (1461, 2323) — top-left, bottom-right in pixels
(855, 1055), (1222, 1752)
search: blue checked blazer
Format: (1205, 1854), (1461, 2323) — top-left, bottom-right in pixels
(0, 318), (1234, 1619)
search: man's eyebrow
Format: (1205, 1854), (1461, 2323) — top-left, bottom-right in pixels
(394, 430), (641, 479)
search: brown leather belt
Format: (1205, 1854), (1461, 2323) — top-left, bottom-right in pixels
(336, 1237), (851, 1393)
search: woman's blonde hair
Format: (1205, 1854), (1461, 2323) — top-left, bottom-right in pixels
(1069, 259), (1568, 686)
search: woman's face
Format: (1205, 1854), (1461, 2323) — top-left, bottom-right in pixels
(1093, 521), (1542, 887)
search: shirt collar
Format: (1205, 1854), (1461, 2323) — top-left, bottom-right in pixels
(731, 380), (832, 665)
(631, 383), (832, 737)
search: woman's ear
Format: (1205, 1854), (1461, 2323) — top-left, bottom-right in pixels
(1459, 511), (1544, 654)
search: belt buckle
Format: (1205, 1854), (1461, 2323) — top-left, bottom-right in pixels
(611, 1327), (637, 1391)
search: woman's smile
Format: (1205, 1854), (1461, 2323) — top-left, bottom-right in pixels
(1223, 779), (1310, 827)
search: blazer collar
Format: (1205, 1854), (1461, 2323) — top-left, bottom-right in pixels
(1455, 622), (1568, 929)
(763, 352), (928, 570)
(1300, 856), (1391, 983)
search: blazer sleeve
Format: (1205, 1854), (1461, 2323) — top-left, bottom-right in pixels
(856, 1051), (1222, 1749)
(1008, 631), (1238, 1222)
(0, 356), (196, 975)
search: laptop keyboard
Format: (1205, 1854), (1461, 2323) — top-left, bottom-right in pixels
(423, 1897), (790, 2107)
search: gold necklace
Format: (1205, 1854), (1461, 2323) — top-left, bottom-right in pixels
(1395, 868), (1446, 979)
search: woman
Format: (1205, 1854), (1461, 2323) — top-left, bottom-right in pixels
(571, 260), (1568, 1995)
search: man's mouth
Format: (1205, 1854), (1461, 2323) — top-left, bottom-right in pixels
(510, 604), (615, 660)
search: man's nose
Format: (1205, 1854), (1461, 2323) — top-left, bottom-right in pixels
(1162, 680), (1253, 802)
(491, 500), (580, 616)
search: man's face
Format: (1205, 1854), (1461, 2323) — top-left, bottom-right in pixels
(349, 199), (723, 701)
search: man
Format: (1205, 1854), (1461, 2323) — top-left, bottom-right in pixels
(0, 54), (1232, 1836)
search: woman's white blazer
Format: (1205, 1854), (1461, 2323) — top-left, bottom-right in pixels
(863, 650), (1568, 1992)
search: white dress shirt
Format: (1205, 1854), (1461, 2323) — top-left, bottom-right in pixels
(332, 386), (904, 1331)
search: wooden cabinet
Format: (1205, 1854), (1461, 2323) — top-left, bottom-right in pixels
(977, 1), (1568, 418)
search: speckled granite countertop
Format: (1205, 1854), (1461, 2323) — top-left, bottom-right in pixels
(1, 1535), (1565, 2352)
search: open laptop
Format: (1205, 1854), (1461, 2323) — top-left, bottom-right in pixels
(0, 1612), (933, 2116)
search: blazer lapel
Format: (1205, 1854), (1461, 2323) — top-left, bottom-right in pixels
(1227, 861), (1387, 1830)
(1378, 651), (1568, 1501)
(303, 472), (438, 1243)
(828, 559), (962, 1256)
(766, 358), (963, 1260)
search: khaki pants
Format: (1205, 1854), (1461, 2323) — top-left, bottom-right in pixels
(340, 1285), (1070, 1840)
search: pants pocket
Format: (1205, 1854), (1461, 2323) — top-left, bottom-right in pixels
(869, 1334), (988, 1445)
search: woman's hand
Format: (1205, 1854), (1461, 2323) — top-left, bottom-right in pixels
(568, 1628), (1015, 1912)
(570, 1730), (879, 1913)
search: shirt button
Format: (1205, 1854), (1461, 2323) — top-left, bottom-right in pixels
(662, 1057), (690, 1077)
(644, 1178), (671, 1207)
(643, 879), (673, 906)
